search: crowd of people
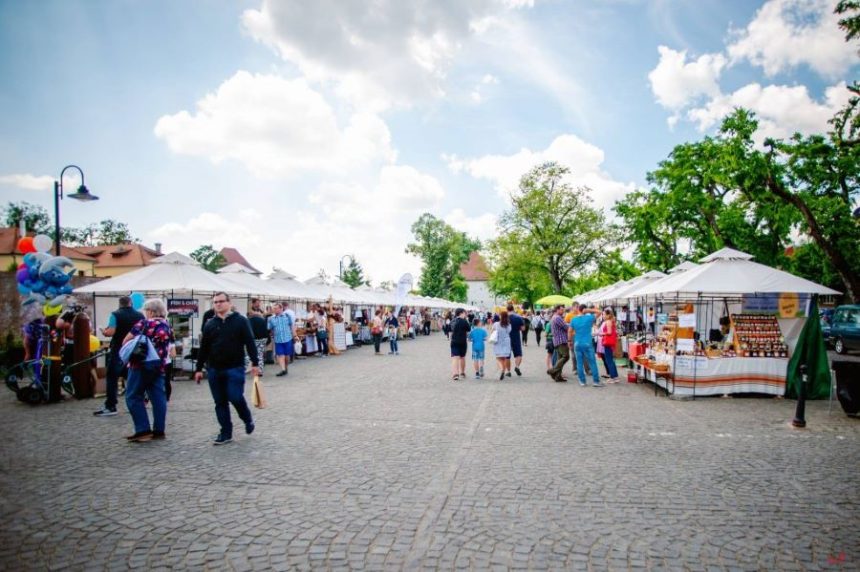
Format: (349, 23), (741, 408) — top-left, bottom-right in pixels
(74, 292), (625, 446)
(443, 302), (622, 385)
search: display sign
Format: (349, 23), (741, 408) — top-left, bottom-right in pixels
(167, 298), (199, 317)
(742, 293), (809, 318)
(657, 313), (669, 325)
(675, 356), (710, 371)
(676, 338), (695, 352)
(678, 313), (697, 328)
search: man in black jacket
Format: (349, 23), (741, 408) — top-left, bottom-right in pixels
(194, 292), (260, 445)
(95, 296), (144, 416)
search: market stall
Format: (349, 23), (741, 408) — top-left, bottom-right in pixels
(622, 248), (839, 397)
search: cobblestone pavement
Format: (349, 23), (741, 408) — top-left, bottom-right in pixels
(1, 335), (858, 571)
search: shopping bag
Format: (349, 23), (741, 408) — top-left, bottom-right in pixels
(488, 329), (498, 344)
(251, 375), (266, 409)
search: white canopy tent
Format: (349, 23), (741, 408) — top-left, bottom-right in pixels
(634, 248), (840, 299)
(74, 252), (240, 295)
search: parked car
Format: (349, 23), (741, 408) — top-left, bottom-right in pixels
(827, 305), (860, 354)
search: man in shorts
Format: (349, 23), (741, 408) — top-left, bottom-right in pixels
(449, 308), (471, 381)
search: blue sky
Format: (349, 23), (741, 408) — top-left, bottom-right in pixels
(0, 0), (856, 283)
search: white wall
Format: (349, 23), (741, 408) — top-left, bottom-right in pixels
(466, 281), (503, 311)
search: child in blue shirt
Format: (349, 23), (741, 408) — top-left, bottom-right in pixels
(468, 318), (488, 378)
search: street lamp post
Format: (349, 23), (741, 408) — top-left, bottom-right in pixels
(54, 165), (99, 256)
(339, 254), (355, 280)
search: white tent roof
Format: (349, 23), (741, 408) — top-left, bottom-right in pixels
(218, 262), (258, 274)
(669, 260), (699, 273)
(596, 271), (668, 303)
(634, 249), (840, 298)
(74, 251), (238, 294)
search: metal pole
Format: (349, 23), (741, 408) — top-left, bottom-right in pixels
(792, 364), (808, 428)
(54, 180), (61, 256)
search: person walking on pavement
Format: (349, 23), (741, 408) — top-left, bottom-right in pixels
(492, 311), (513, 380)
(121, 299), (175, 442)
(572, 304), (603, 387)
(194, 292), (261, 445)
(94, 295), (144, 417)
(532, 312), (544, 346)
(507, 303), (525, 376)
(546, 305), (570, 382)
(248, 305), (270, 376)
(371, 309), (384, 355)
(449, 308), (471, 380)
(268, 303), (295, 377)
(599, 308), (621, 383)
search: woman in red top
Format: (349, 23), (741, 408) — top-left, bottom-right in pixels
(599, 308), (620, 383)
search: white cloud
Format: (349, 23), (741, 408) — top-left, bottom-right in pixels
(0, 173), (54, 191)
(648, 46), (726, 110)
(241, 0), (528, 110)
(446, 134), (635, 210)
(309, 165), (445, 223)
(728, 0), (859, 79)
(149, 212), (263, 252)
(242, 0), (503, 111)
(687, 81), (852, 139)
(444, 208), (498, 242)
(154, 71), (396, 178)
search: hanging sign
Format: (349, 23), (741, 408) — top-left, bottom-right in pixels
(167, 298), (199, 317)
(678, 313), (697, 328)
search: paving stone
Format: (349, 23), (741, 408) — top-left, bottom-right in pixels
(0, 336), (857, 571)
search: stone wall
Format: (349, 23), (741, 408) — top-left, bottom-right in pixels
(0, 273), (103, 344)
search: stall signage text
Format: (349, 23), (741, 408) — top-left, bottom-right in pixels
(168, 298), (199, 317)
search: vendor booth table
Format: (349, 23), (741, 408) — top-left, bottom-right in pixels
(635, 355), (788, 397)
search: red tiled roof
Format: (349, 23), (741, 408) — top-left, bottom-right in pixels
(0, 227), (97, 261)
(75, 243), (161, 268)
(220, 247), (260, 273)
(460, 251), (489, 281)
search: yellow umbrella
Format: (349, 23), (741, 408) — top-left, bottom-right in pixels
(535, 294), (572, 306)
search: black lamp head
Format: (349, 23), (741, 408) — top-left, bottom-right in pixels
(67, 184), (98, 202)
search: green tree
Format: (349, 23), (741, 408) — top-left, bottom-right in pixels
(566, 249), (641, 296)
(491, 162), (618, 293)
(190, 245), (226, 272)
(615, 111), (797, 272)
(62, 219), (138, 246)
(617, 108), (860, 301)
(2, 201), (52, 235)
(406, 213), (480, 302)
(341, 257), (370, 288)
(486, 233), (552, 307)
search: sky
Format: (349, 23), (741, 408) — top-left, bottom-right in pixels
(0, 0), (857, 285)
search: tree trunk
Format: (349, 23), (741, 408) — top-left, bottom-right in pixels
(766, 176), (860, 302)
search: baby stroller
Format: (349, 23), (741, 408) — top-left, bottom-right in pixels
(4, 323), (55, 404)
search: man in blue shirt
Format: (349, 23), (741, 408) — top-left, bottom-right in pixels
(571, 304), (603, 387)
(267, 303), (295, 377)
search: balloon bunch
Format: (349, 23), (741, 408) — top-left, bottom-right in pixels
(15, 234), (76, 311)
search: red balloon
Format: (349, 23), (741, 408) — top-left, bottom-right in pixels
(17, 237), (36, 254)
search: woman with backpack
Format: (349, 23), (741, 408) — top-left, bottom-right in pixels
(121, 298), (175, 442)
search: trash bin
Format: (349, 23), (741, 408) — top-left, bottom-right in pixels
(832, 360), (860, 416)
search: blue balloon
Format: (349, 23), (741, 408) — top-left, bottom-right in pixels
(130, 292), (145, 310)
(17, 283), (31, 295)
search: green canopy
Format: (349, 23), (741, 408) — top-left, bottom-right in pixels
(786, 295), (831, 399)
(535, 294), (572, 306)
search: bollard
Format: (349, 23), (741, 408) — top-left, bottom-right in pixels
(792, 364), (808, 428)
